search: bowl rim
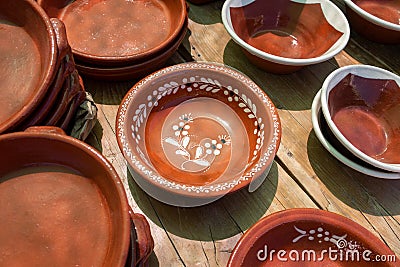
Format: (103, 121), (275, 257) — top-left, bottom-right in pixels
(116, 62), (281, 200)
(0, 129), (131, 266)
(0, 0), (58, 133)
(221, 0), (351, 66)
(312, 90), (400, 179)
(227, 208), (396, 266)
(320, 64), (400, 173)
(41, 0), (188, 65)
(343, 0), (400, 31)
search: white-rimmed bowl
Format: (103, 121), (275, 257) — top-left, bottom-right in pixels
(343, 0), (400, 44)
(320, 65), (400, 173)
(222, 0), (350, 73)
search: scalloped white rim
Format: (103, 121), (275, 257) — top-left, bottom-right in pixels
(221, 0), (351, 66)
(312, 90), (400, 179)
(343, 0), (400, 31)
(320, 65), (400, 173)
(117, 62), (281, 195)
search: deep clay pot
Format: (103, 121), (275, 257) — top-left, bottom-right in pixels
(38, 0), (188, 67)
(228, 209), (398, 267)
(0, 127), (131, 266)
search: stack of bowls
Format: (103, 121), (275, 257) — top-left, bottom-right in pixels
(312, 64), (400, 179)
(0, 0), (86, 135)
(343, 0), (400, 44)
(38, 0), (189, 81)
(221, 0), (350, 74)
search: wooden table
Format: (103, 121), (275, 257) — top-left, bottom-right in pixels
(82, 1), (400, 266)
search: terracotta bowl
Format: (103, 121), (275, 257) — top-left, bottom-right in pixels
(312, 90), (400, 179)
(0, 0), (58, 133)
(75, 18), (188, 81)
(228, 209), (397, 266)
(320, 65), (400, 173)
(38, 0), (187, 67)
(0, 127), (131, 266)
(116, 62), (281, 207)
(343, 0), (400, 44)
(221, 0), (350, 74)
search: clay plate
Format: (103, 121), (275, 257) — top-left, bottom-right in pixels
(0, 127), (130, 266)
(343, 0), (400, 43)
(0, 0), (58, 133)
(117, 62), (281, 206)
(228, 209), (397, 266)
(321, 65), (400, 173)
(222, 0), (350, 73)
(38, 0), (187, 66)
(312, 90), (400, 179)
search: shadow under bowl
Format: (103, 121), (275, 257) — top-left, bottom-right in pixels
(116, 62), (281, 207)
(343, 0), (400, 44)
(321, 65), (400, 172)
(0, 0), (58, 133)
(38, 0), (187, 67)
(221, 0), (350, 74)
(228, 209), (397, 266)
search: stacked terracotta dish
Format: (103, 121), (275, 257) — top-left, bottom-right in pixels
(312, 65), (400, 179)
(0, 1), (86, 136)
(37, 0), (189, 81)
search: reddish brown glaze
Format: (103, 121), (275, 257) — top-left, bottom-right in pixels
(228, 209), (397, 267)
(129, 211), (154, 266)
(0, 129), (131, 266)
(243, 50), (302, 74)
(328, 73), (400, 164)
(230, 1), (343, 59)
(0, 0), (57, 133)
(345, 0), (400, 44)
(38, 0), (187, 66)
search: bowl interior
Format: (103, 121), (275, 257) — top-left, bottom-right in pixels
(326, 72), (400, 165)
(118, 63), (280, 197)
(228, 0), (344, 59)
(0, 1), (54, 129)
(352, 0), (400, 26)
(39, 0), (185, 63)
(229, 209), (396, 266)
(0, 133), (129, 266)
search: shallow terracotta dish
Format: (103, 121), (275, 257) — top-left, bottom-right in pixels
(221, 0), (350, 73)
(38, 0), (187, 66)
(312, 90), (400, 179)
(116, 63), (281, 206)
(343, 0), (400, 44)
(75, 18), (188, 81)
(228, 209), (397, 266)
(0, 0), (58, 133)
(0, 127), (131, 266)
(321, 65), (400, 173)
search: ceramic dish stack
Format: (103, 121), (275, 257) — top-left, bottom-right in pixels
(312, 65), (400, 179)
(0, 1), (87, 137)
(0, 127), (154, 267)
(38, 0), (189, 81)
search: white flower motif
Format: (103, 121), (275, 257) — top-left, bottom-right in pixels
(218, 135), (231, 145)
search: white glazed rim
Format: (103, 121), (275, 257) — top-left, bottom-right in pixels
(343, 0), (400, 31)
(312, 90), (400, 179)
(320, 64), (400, 173)
(221, 0), (351, 66)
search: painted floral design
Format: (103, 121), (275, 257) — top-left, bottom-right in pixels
(293, 226), (348, 248)
(163, 113), (231, 171)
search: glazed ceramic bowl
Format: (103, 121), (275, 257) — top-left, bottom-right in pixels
(38, 0), (188, 66)
(0, 0), (58, 133)
(75, 17), (189, 81)
(320, 65), (400, 173)
(221, 0), (350, 73)
(228, 209), (397, 266)
(343, 0), (400, 44)
(116, 62), (281, 207)
(0, 127), (131, 266)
